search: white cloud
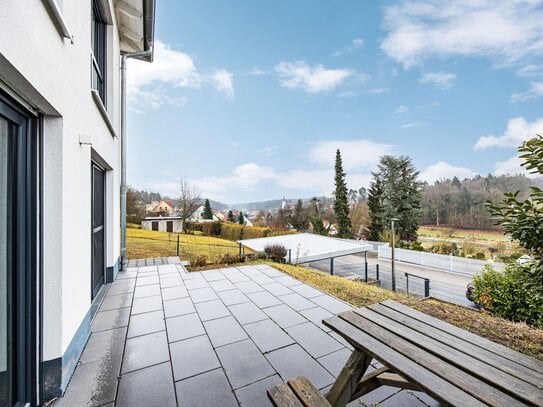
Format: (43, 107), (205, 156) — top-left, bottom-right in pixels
(210, 69), (235, 98)
(309, 140), (394, 171)
(367, 87), (390, 94)
(333, 37), (365, 57)
(127, 40), (234, 110)
(494, 155), (539, 178)
(420, 162), (478, 184)
(401, 121), (423, 128)
(352, 38), (365, 49)
(510, 82), (543, 102)
(420, 72), (457, 89)
(247, 67), (268, 76)
(381, 1), (543, 69)
(517, 64), (543, 77)
(395, 105), (410, 114)
(275, 61), (352, 93)
(474, 117), (543, 150)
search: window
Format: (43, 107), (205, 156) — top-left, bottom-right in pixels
(91, 1), (107, 106)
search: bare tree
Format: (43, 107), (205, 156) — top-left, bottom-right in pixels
(173, 177), (201, 231)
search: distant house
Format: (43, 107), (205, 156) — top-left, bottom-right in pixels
(142, 216), (183, 233)
(188, 205), (219, 222)
(149, 199), (174, 215)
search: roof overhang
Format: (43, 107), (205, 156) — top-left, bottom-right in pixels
(115, 0), (156, 61)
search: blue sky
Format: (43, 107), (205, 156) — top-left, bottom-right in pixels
(127, 0), (543, 204)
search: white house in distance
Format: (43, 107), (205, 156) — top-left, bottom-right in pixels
(0, 1), (155, 405)
(142, 216), (184, 233)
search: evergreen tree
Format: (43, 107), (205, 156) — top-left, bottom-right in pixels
(238, 211), (245, 225)
(202, 199), (213, 219)
(368, 155), (422, 240)
(291, 199), (308, 230)
(227, 210), (235, 222)
(333, 150), (353, 238)
(308, 197), (326, 235)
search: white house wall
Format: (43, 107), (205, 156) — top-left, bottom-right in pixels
(0, 0), (123, 397)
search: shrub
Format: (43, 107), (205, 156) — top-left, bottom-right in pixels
(264, 244), (287, 262)
(220, 223), (245, 241)
(430, 242), (458, 256)
(474, 252), (486, 260)
(243, 226), (271, 239)
(184, 222), (203, 232)
(201, 221), (221, 236)
(192, 255), (208, 267)
(255, 251), (267, 260)
(473, 264), (543, 327)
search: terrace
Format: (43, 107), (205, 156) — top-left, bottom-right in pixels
(51, 259), (436, 406)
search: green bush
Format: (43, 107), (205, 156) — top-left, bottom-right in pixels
(474, 252), (486, 260)
(264, 244), (287, 262)
(473, 264), (543, 328)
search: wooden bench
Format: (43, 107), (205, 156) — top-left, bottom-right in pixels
(268, 376), (331, 407)
(269, 300), (543, 407)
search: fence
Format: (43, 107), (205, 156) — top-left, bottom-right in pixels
(378, 245), (504, 276)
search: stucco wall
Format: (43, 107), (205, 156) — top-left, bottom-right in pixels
(0, 0), (122, 370)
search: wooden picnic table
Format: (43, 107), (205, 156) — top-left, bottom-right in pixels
(322, 299), (543, 407)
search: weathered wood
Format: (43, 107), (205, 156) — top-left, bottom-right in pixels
(381, 299), (543, 374)
(268, 382), (305, 407)
(340, 311), (529, 407)
(288, 376), (332, 407)
(325, 349), (371, 407)
(376, 372), (420, 391)
(348, 366), (388, 401)
(368, 303), (543, 387)
(355, 307), (542, 406)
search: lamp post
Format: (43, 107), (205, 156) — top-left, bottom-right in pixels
(391, 217), (399, 291)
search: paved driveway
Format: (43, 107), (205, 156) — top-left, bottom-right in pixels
(53, 261), (438, 406)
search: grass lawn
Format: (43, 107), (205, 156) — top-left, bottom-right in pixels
(270, 262), (543, 361)
(419, 225), (508, 242)
(127, 227), (238, 261)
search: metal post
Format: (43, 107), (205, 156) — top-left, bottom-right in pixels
(176, 234), (180, 257)
(364, 262), (368, 282)
(405, 272), (409, 295)
(330, 257), (334, 275)
(424, 279), (430, 297)
(376, 264), (379, 281)
(239, 242), (242, 256)
(391, 218), (398, 291)
(288, 249), (292, 264)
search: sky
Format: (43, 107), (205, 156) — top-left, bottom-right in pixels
(126, 0), (543, 204)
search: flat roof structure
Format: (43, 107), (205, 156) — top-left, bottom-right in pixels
(238, 233), (372, 265)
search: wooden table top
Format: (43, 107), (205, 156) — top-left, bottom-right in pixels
(323, 300), (543, 407)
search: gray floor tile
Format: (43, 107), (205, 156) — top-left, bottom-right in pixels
(185, 278), (210, 290)
(247, 291), (282, 308)
(278, 293), (316, 311)
(250, 273), (275, 285)
(286, 322), (343, 358)
(235, 374), (282, 407)
(99, 292), (133, 311)
(299, 307), (334, 332)
(217, 289), (250, 306)
(309, 295), (352, 314)
(80, 327), (127, 365)
(138, 265), (158, 273)
(127, 310), (165, 338)
(108, 280), (135, 295)
(209, 279), (236, 292)
(263, 304), (307, 328)
(131, 295), (163, 315)
(134, 284), (161, 299)
(116, 362), (176, 407)
(166, 312), (205, 342)
(273, 275), (303, 287)
(290, 284), (324, 298)
(229, 302), (268, 325)
(176, 368), (238, 407)
(225, 271), (251, 283)
(136, 275), (159, 286)
(91, 308), (130, 332)
(122, 331), (170, 373)
(411, 391), (441, 407)
(53, 356), (122, 406)
(235, 280), (265, 294)
(317, 348), (352, 377)
(164, 297), (195, 318)
(170, 335), (220, 381)
(329, 331), (354, 350)
(380, 389), (425, 406)
(266, 344), (335, 390)
(160, 277), (184, 288)
(259, 267), (285, 278)
(261, 282), (293, 296)
(356, 385), (399, 406)
(244, 319), (295, 353)
(161, 285), (189, 301)
(216, 339), (276, 389)
(204, 316), (248, 348)
(189, 287), (219, 303)
(194, 299), (231, 321)
(201, 270), (227, 282)
(181, 271), (206, 280)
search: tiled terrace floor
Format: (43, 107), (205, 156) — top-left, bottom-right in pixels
(53, 260), (438, 407)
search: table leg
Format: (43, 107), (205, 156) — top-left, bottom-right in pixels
(325, 349), (372, 407)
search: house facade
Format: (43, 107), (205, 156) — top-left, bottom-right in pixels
(0, 1), (155, 405)
(149, 199), (174, 215)
(142, 216), (184, 233)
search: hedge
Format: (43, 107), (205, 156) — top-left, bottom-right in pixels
(220, 222), (271, 241)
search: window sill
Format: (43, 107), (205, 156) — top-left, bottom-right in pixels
(91, 90), (117, 139)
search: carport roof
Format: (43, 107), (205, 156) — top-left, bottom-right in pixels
(238, 233), (371, 264)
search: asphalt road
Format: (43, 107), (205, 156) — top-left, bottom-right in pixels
(309, 254), (476, 308)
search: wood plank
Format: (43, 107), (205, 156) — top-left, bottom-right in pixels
(381, 299), (543, 374)
(355, 307), (542, 406)
(324, 315), (488, 407)
(268, 382), (305, 407)
(350, 366), (389, 400)
(368, 303), (543, 387)
(376, 372), (420, 391)
(325, 350), (371, 407)
(288, 376), (332, 407)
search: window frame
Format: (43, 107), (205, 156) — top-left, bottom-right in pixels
(91, 1), (107, 107)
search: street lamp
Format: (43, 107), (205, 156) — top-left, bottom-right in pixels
(391, 217), (399, 291)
